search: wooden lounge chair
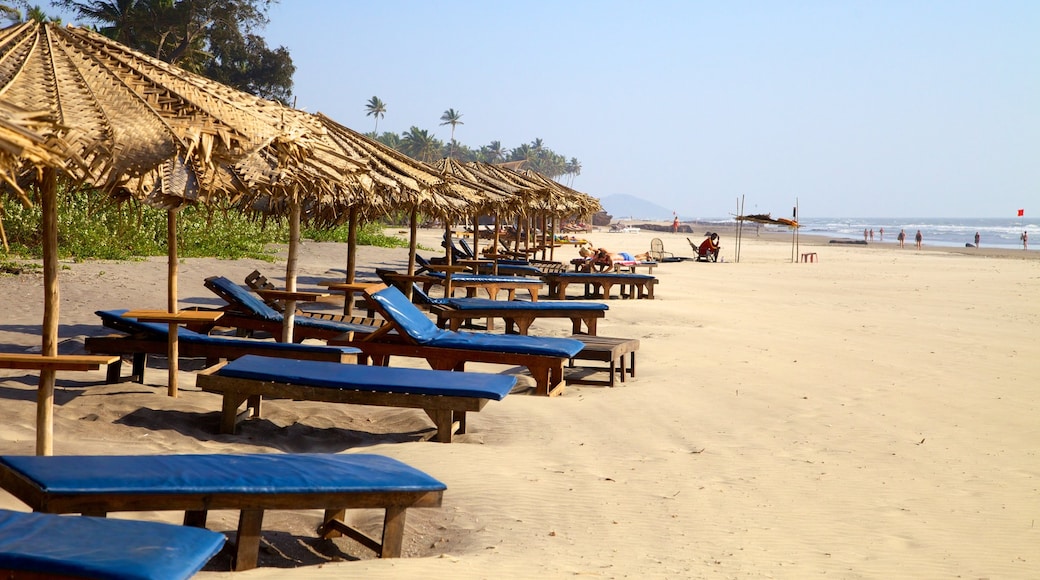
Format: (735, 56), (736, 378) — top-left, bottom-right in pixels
(0, 453), (445, 572)
(204, 275), (383, 341)
(0, 508), (225, 580)
(414, 255), (544, 300)
(338, 284), (586, 396)
(195, 354), (514, 442)
(541, 271), (659, 300)
(377, 270), (607, 335)
(85, 309), (360, 384)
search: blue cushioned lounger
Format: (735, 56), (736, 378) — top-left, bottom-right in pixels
(349, 285), (586, 396)
(0, 453), (446, 571)
(204, 275), (380, 340)
(196, 354), (515, 441)
(86, 309), (361, 383)
(0, 508), (224, 580)
(368, 286), (583, 358)
(376, 271), (606, 335)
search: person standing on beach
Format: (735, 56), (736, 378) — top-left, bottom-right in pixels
(864, 228), (869, 242)
(1022, 231), (1029, 250)
(975, 232), (981, 247)
(672, 216), (679, 234)
(897, 229), (906, 248)
(915, 230), (923, 249)
(879, 227), (884, 241)
(869, 229), (874, 241)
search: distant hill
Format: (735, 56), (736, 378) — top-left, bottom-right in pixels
(598, 194), (676, 221)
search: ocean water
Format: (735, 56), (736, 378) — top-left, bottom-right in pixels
(755, 217), (1035, 250)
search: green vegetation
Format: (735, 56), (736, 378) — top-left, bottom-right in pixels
(1, 185), (411, 261)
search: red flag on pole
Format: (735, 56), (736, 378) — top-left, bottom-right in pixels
(1018, 209), (1025, 217)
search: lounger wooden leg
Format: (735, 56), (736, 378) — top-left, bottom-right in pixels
(380, 506), (407, 558)
(513, 318), (534, 335)
(220, 393), (250, 434)
(184, 510), (208, 528)
(131, 353), (147, 382)
(318, 509), (346, 539)
(586, 318), (598, 336)
(233, 508), (264, 571)
(424, 408), (456, 443)
(105, 360), (121, 384)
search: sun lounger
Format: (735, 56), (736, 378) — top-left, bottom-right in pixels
(85, 309), (361, 384)
(541, 272), (659, 300)
(414, 256), (544, 300)
(0, 453), (445, 571)
(339, 284), (585, 396)
(0, 508), (225, 580)
(195, 354), (514, 441)
(204, 275), (383, 341)
(377, 270), (606, 335)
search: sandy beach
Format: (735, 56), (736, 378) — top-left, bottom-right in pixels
(1, 226), (1037, 578)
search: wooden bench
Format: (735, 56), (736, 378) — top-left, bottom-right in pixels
(801, 252), (818, 263)
(566, 335), (640, 387)
(0, 453), (445, 572)
(195, 355), (515, 442)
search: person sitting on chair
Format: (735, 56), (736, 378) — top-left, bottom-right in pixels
(698, 233), (721, 262)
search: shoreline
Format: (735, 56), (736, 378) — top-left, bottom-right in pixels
(1, 228), (1037, 578)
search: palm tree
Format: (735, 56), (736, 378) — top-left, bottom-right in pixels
(439, 108), (463, 157)
(365, 96), (386, 133)
(566, 157), (582, 186)
(400, 126), (441, 162)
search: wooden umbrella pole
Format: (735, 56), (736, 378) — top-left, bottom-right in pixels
(282, 200), (300, 343)
(166, 209), (179, 397)
(0, 209), (9, 252)
(343, 206), (359, 315)
(443, 221), (454, 298)
(472, 213), (480, 260)
(540, 213), (548, 260)
(406, 209), (418, 300)
(345, 207), (358, 284)
(37, 168), (58, 456)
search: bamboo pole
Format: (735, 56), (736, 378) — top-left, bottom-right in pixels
(343, 206), (359, 315)
(282, 200), (300, 343)
(406, 209), (418, 300)
(166, 209), (179, 396)
(37, 168), (57, 456)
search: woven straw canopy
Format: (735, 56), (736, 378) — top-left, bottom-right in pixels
(0, 101), (72, 185)
(0, 22), (376, 455)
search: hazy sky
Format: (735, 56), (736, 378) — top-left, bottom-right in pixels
(60, 1), (1040, 219)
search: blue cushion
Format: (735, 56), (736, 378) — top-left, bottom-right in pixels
(427, 331), (585, 358)
(368, 286), (585, 358)
(0, 453), (447, 496)
(96, 310), (362, 356)
(215, 355), (515, 400)
(442, 298), (607, 312)
(207, 276), (375, 333)
(0, 509), (224, 580)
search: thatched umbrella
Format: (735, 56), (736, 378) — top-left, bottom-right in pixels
(0, 22), (365, 455)
(315, 115), (495, 296)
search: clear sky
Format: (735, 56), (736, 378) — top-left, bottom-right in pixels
(64, 1), (1040, 219)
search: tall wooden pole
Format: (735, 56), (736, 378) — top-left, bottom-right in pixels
(282, 200), (300, 343)
(406, 209), (418, 300)
(166, 209), (180, 396)
(37, 168), (58, 456)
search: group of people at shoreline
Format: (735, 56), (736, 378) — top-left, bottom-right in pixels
(866, 227), (1029, 250)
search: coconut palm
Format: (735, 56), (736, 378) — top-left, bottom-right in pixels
(365, 96), (386, 133)
(439, 108), (463, 157)
(400, 126), (441, 162)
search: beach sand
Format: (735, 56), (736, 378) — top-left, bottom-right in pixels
(1, 226), (1037, 578)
